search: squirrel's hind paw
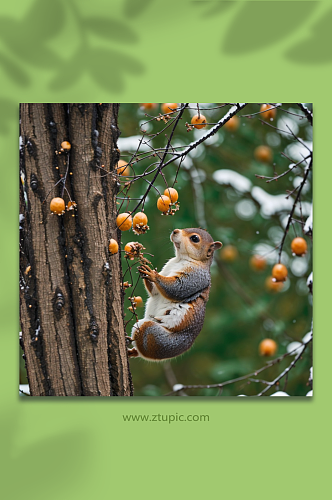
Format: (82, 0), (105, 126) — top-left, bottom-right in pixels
(127, 347), (139, 358)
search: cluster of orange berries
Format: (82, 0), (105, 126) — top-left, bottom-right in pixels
(141, 103), (178, 114)
(141, 103), (179, 124)
(142, 103), (208, 130)
(115, 212), (149, 233)
(156, 187), (179, 215)
(49, 141), (77, 216)
(270, 237), (308, 284)
(220, 236), (308, 292)
(115, 188), (179, 234)
(219, 245), (280, 356)
(252, 105), (278, 163)
(50, 197), (77, 215)
(108, 241), (148, 311)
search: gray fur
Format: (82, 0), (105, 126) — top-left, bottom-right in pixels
(141, 299), (206, 360)
(156, 267), (211, 302)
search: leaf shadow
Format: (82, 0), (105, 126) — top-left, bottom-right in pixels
(123, 0), (155, 18)
(2, 409), (92, 500)
(87, 47), (144, 92)
(49, 45), (144, 93)
(0, 99), (17, 136)
(222, 1), (317, 55)
(0, 0), (64, 72)
(84, 17), (138, 43)
(192, 0), (236, 18)
(285, 6), (332, 64)
(0, 0), (145, 93)
(48, 6), (145, 92)
(0, 53), (30, 87)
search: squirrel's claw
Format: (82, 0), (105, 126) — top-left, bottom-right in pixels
(138, 264), (156, 281)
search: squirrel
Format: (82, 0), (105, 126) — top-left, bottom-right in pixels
(128, 228), (222, 361)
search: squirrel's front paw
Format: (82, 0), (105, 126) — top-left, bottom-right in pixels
(138, 264), (157, 282)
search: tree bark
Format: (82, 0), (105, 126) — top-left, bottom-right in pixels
(19, 104), (132, 396)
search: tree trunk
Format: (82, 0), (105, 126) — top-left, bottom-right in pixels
(19, 104), (133, 396)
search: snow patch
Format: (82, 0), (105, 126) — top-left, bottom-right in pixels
(117, 135), (151, 152)
(252, 186), (311, 218)
(304, 206), (313, 234)
(285, 141), (312, 163)
(287, 342), (303, 356)
(302, 331), (312, 344)
(277, 116), (299, 137)
(251, 186), (293, 217)
(213, 169), (252, 193)
(176, 155), (193, 170)
(19, 384), (30, 396)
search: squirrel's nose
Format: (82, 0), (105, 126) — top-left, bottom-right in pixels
(172, 229), (180, 235)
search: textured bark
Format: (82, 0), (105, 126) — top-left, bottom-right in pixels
(19, 104), (132, 396)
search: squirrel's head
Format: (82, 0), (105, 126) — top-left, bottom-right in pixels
(171, 228), (222, 263)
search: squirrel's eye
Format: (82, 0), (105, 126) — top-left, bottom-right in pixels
(190, 235), (200, 243)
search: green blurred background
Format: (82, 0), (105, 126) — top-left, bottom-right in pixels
(111, 103), (312, 396)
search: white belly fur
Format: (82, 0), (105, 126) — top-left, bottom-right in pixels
(143, 256), (195, 329)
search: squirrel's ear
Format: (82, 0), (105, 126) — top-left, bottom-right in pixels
(207, 241), (222, 257)
(211, 241), (222, 251)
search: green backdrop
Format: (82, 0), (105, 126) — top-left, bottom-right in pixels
(1, 1), (329, 499)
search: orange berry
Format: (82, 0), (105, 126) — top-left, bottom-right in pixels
(224, 115), (239, 131)
(61, 141), (71, 150)
(259, 338), (278, 357)
(220, 245), (238, 262)
(191, 114), (207, 129)
(157, 195), (171, 212)
(50, 197), (65, 215)
(133, 212), (148, 226)
(260, 104), (277, 120)
(161, 103), (178, 114)
(124, 242), (135, 255)
(254, 145), (272, 163)
(133, 296), (144, 307)
(265, 276), (284, 292)
(272, 263), (288, 282)
(141, 103), (157, 110)
(163, 187), (178, 203)
(108, 239), (119, 254)
(250, 255), (267, 271)
(291, 237), (307, 256)
(116, 213), (132, 231)
(116, 160), (130, 176)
